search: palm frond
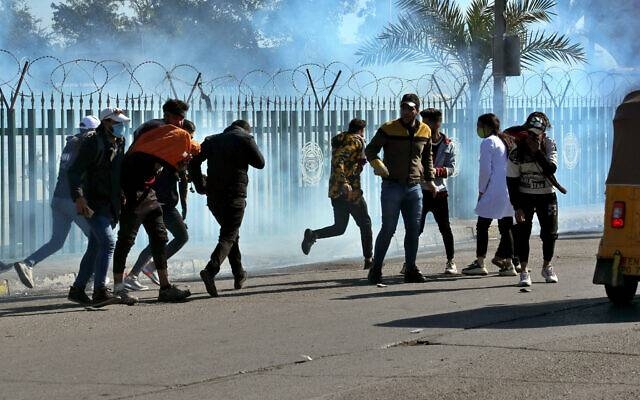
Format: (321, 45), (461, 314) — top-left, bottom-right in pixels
(520, 30), (586, 68)
(506, 0), (556, 33)
(356, 14), (452, 68)
(397, 0), (468, 51)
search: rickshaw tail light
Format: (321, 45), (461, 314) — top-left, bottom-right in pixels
(612, 201), (626, 229)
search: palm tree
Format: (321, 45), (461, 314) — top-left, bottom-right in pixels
(356, 0), (586, 109)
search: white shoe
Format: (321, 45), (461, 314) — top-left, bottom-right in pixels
(444, 261), (458, 275)
(142, 263), (161, 286)
(499, 261), (518, 277)
(124, 275), (149, 291)
(541, 266), (558, 283)
(519, 271), (532, 287)
(14, 261), (34, 288)
(462, 260), (488, 276)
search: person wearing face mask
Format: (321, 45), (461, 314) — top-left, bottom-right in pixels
(364, 93), (437, 285)
(111, 99), (196, 303)
(66, 108), (130, 307)
(462, 113), (517, 277)
(8, 116), (100, 289)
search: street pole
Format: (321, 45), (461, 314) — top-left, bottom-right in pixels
(493, 0), (506, 119)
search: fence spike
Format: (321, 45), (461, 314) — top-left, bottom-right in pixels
(41, 92), (45, 108)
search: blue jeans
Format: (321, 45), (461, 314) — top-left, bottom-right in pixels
(73, 213), (115, 291)
(25, 197), (91, 266)
(373, 181), (423, 270)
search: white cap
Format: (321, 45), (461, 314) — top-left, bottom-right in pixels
(79, 115), (100, 129)
(99, 108), (131, 123)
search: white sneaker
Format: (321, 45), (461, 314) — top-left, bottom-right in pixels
(462, 260), (488, 276)
(444, 261), (458, 275)
(14, 261), (34, 288)
(124, 275), (149, 291)
(142, 262), (161, 286)
(519, 271), (532, 287)
(541, 266), (558, 283)
(499, 261), (518, 277)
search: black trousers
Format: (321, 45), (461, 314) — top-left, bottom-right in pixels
(314, 197), (373, 259)
(130, 206), (189, 276)
(420, 191), (455, 260)
(518, 193), (558, 263)
(113, 192), (168, 275)
(206, 198), (246, 277)
(476, 216), (513, 259)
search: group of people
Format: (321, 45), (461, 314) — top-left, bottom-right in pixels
(1, 92), (560, 306)
(2, 99), (265, 306)
(303, 93), (560, 288)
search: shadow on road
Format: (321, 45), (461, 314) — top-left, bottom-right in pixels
(0, 301), (88, 317)
(378, 298), (639, 330)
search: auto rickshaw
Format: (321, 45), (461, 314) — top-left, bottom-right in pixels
(593, 90), (640, 305)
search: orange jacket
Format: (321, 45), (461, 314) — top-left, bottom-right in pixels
(128, 124), (200, 169)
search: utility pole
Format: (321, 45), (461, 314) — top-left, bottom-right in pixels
(493, 0), (506, 119)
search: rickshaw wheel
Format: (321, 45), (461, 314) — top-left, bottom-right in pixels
(605, 279), (638, 306)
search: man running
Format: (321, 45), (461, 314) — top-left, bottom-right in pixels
(301, 118), (373, 270)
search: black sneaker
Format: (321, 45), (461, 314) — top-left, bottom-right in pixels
(68, 286), (91, 306)
(368, 267), (382, 285)
(301, 229), (316, 255)
(363, 259), (373, 270)
(234, 270), (247, 290)
(404, 267), (426, 283)
(92, 287), (121, 308)
(158, 285), (192, 302)
(200, 269), (218, 297)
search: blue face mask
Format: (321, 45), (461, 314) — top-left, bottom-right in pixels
(111, 123), (125, 138)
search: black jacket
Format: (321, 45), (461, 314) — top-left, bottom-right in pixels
(67, 125), (124, 220)
(189, 125), (265, 203)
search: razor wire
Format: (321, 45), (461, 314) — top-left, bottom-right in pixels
(0, 49), (636, 105)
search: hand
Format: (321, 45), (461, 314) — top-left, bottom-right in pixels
(525, 136), (541, 153)
(371, 159), (390, 178)
(515, 209), (526, 224)
(435, 167), (448, 178)
(75, 197), (94, 218)
(424, 181), (437, 198)
(341, 183), (352, 195)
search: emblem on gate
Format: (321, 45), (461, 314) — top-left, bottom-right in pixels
(301, 142), (324, 186)
(562, 133), (580, 170)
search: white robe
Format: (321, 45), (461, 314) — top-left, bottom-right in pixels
(474, 135), (513, 219)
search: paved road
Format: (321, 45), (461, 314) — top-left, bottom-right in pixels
(1, 237), (639, 400)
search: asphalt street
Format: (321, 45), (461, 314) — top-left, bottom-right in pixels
(1, 237), (639, 400)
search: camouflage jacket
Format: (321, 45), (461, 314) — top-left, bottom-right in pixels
(328, 131), (366, 200)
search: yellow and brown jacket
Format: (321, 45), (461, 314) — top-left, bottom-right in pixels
(328, 131), (367, 200)
(365, 119), (434, 184)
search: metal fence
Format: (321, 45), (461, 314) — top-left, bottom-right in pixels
(0, 91), (618, 259)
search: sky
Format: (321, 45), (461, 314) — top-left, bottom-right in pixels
(27, 0), (474, 45)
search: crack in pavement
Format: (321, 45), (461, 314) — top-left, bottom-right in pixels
(106, 298), (627, 399)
